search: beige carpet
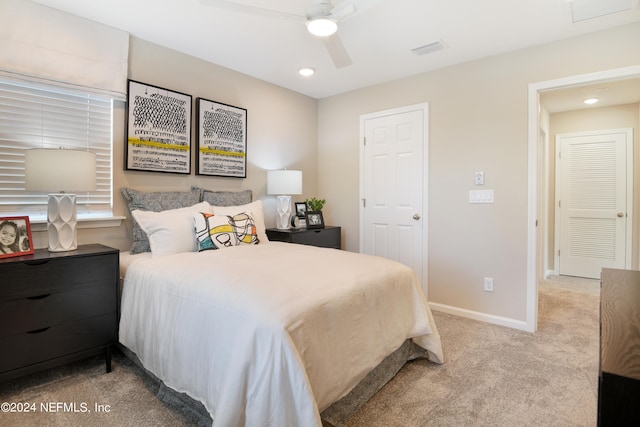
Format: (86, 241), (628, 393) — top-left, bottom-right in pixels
(0, 276), (599, 426)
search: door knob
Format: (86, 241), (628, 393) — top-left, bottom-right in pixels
(617, 212), (624, 218)
(413, 213), (421, 220)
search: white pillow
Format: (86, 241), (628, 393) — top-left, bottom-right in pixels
(132, 201), (213, 256)
(211, 200), (269, 243)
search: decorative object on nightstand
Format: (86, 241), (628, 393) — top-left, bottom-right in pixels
(304, 197), (326, 229)
(25, 148), (96, 252)
(0, 244), (119, 382)
(267, 169), (302, 230)
(266, 226), (341, 249)
(291, 202), (308, 228)
(304, 197), (326, 212)
(306, 211), (325, 229)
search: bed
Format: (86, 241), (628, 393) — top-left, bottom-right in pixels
(118, 187), (444, 426)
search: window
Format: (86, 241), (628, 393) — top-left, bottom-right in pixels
(0, 75), (113, 219)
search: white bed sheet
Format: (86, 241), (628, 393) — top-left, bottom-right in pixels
(119, 242), (443, 426)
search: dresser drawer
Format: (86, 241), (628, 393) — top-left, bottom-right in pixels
(0, 312), (117, 374)
(0, 253), (118, 299)
(0, 284), (117, 336)
(291, 227), (341, 248)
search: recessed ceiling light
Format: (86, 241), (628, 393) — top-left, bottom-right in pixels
(298, 67), (315, 77)
(584, 98), (599, 105)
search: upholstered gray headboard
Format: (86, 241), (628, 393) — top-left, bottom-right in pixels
(121, 187), (252, 254)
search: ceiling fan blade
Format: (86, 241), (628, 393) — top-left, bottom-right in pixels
(200, 0), (304, 21)
(322, 33), (352, 68)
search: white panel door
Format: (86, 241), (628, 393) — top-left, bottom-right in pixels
(361, 105), (426, 285)
(556, 129), (632, 279)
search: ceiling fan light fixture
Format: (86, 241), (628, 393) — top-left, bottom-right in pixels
(584, 98), (599, 105)
(307, 17), (337, 37)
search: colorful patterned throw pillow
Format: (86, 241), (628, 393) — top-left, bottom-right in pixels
(194, 211), (259, 251)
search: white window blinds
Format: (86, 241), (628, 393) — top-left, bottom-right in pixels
(0, 76), (113, 217)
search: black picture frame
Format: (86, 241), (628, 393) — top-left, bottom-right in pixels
(306, 211), (324, 229)
(125, 80), (192, 174)
(0, 216), (34, 259)
(295, 202), (307, 218)
(196, 97), (247, 178)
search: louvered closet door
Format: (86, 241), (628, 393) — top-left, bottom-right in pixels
(557, 129), (632, 279)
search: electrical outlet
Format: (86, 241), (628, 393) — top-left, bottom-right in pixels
(484, 277), (494, 292)
(475, 171), (485, 185)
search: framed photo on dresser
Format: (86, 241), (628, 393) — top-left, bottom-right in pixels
(0, 216), (34, 259)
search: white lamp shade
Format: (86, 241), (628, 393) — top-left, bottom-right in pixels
(25, 148), (97, 192)
(267, 170), (302, 195)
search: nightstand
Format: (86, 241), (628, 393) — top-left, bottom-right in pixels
(266, 226), (341, 249)
(0, 244), (119, 382)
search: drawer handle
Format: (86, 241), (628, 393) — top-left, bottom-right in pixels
(27, 327), (51, 334)
(27, 294), (51, 300)
(24, 259), (50, 266)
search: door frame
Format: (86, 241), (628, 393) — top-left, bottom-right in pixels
(527, 65), (640, 332)
(359, 102), (429, 294)
(554, 129), (633, 277)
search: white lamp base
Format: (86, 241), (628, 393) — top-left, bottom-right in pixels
(275, 195), (292, 230)
(47, 193), (78, 252)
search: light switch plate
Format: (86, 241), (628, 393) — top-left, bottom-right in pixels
(469, 189), (494, 203)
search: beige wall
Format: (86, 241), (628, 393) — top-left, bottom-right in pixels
(31, 37), (319, 252)
(546, 103), (640, 271)
(317, 23), (640, 323)
(28, 22), (640, 326)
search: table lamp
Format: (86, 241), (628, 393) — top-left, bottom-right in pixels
(25, 148), (97, 252)
(267, 170), (302, 229)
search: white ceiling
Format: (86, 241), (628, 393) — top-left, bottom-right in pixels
(541, 77), (640, 113)
(30, 0), (640, 100)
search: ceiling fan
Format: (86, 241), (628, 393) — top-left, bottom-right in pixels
(200, 0), (386, 68)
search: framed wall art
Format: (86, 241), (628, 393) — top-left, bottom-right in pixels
(126, 80), (192, 174)
(0, 216), (34, 259)
(196, 97), (247, 178)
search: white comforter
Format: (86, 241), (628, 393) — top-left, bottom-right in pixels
(119, 242), (443, 426)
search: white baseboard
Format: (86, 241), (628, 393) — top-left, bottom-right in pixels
(429, 302), (530, 332)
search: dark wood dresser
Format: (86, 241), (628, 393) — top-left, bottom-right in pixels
(598, 268), (640, 426)
(0, 244), (119, 382)
(266, 226), (341, 249)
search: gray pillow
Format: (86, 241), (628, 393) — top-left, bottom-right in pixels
(122, 188), (202, 254)
(192, 186), (252, 207)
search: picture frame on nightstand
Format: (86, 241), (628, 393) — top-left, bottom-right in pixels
(295, 202), (307, 218)
(0, 216), (34, 259)
(306, 211), (325, 229)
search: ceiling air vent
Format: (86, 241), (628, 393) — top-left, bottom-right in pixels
(570, 0), (636, 23)
(412, 40), (446, 56)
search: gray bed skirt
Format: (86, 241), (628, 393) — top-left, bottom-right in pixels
(119, 339), (425, 426)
